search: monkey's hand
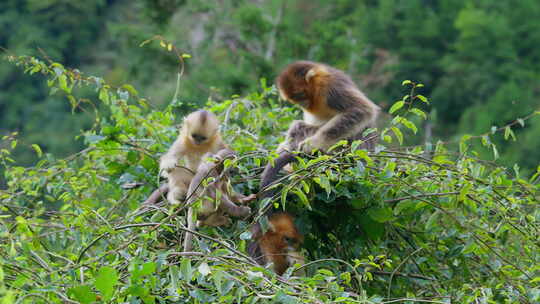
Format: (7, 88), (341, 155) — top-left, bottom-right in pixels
(160, 156), (178, 173)
(240, 206), (252, 219)
(239, 194), (257, 204)
(298, 136), (328, 153)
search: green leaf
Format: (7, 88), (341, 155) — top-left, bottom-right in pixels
(350, 198), (367, 209)
(394, 200), (416, 215)
(491, 144), (499, 159)
(410, 108), (427, 120)
(358, 214), (385, 240)
(462, 241), (478, 254)
(31, 144), (42, 158)
(459, 134), (472, 153)
(391, 127), (403, 145)
(122, 84), (139, 96)
(169, 265), (180, 292)
(99, 88), (110, 104)
(504, 126), (516, 141)
(481, 135), (490, 146)
(426, 210), (440, 230)
(389, 101), (405, 114)
(401, 80), (412, 86)
(95, 266), (118, 301)
(180, 258), (193, 282)
(367, 207), (394, 223)
(400, 118), (418, 134)
(313, 176), (331, 196)
(58, 74), (70, 93)
(416, 94), (428, 103)
(292, 189), (311, 210)
(458, 183), (472, 201)
(68, 285), (97, 304)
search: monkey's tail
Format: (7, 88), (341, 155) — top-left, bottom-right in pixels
(250, 151), (298, 236)
(259, 151), (298, 203)
(248, 151), (299, 264)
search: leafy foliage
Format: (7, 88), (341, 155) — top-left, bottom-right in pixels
(0, 54), (538, 304)
(2, 0), (540, 175)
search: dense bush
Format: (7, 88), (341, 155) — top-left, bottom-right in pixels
(0, 52), (538, 303)
(2, 0), (540, 174)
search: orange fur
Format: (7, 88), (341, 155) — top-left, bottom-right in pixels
(276, 60), (380, 152)
(254, 213), (304, 275)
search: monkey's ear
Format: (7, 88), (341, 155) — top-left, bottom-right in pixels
(305, 66), (329, 82)
(268, 220), (277, 233)
(305, 68), (317, 82)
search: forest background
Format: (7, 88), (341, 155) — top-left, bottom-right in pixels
(2, 0), (540, 177)
(1, 1), (540, 303)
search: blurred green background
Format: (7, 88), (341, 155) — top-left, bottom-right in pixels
(1, 0), (539, 174)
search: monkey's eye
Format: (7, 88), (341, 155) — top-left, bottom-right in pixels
(290, 92), (307, 101)
(283, 236), (293, 244)
(191, 134), (207, 143)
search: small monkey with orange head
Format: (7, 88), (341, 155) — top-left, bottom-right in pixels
(248, 212), (305, 276)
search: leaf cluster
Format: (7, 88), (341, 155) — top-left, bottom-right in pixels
(0, 56), (538, 303)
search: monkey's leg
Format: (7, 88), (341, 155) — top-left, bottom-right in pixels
(278, 120), (320, 153)
(219, 194), (251, 218)
(167, 167), (193, 205)
(268, 122), (318, 186)
(226, 184), (257, 205)
(301, 109), (372, 152)
(198, 213), (231, 227)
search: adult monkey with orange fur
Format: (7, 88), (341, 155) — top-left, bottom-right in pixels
(160, 110), (226, 205)
(260, 61), (380, 196)
(247, 212), (305, 275)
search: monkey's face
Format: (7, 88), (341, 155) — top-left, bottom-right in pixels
(268, 213), (304, 250)
(184, 110), (220, 146)
(282, 233), (303, 250)
(188, 124), (218, 145)
(276, 62), (315, 108)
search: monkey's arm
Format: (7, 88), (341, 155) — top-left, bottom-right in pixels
(228, 191), (257, 205)
(218, 193), (251, 218)
(160, 137), (186, 173)
(300, 108), (374, 152)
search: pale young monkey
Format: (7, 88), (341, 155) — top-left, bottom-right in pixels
(160, 110), (226, 205)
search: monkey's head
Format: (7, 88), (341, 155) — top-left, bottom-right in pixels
(268, 213), (304, 250)
(183, 110), (220, 146)
(276, 61), (330, 109)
